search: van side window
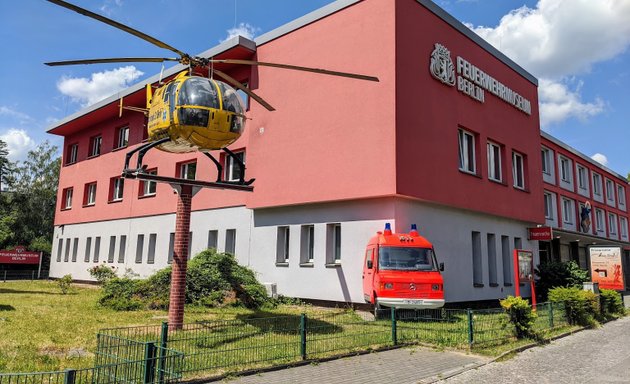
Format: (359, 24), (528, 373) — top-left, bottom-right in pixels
(365, 248), (373, 267)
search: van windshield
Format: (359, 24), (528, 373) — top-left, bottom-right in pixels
(378, 247), (437, 271)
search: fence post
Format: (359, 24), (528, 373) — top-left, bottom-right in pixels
(3, 270), (6, 282)
(549, 302), (554, 328)
(157, 322), (169, 384)
(467, 309), (474, 348)
(144, 342), (157, 384)
(64, 369), (76, 384)
(391, 307), (397, 346)
(300, 313), (307, 360)
(31, 270), (35, 280)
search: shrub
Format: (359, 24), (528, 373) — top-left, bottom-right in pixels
(57, 274), (73, 294)
(99, 278), (144, 310)
(500, 296), (537, 339)
(535, 261), (589, 300)
(599, 289), (626, 320)
(548, 286), (599, 327)
(88, 264), (117, 284)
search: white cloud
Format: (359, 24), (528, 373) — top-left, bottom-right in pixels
(467, 0), (630, 126)
(0, 129), (35, 161)
(538, 79), (605, 127)
(0, 106), (34, 125)
(221, 23), (259, 42)
(57, 66), (144, 107)
(99, 0), (123, 16)
(591, 153), (609, 166)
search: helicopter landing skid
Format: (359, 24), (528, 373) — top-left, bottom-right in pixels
(121, 139), (255, 189)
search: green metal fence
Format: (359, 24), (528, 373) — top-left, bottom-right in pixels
(1, 301), (573, 383)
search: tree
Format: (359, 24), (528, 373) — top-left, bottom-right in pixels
(0, 139), (11, 192)
(4, 141), (60, 252)
(0, 139), (16, 248)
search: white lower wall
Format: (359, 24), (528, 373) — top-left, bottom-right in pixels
(50, 197), (538, 304)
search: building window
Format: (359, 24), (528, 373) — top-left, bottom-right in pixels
(84, 237), (92, 263)
(135, 234), (144, 264)
(108, 236), (116, 263)
(84, 182), (97, 206)
(56, 239), (63, 262)
(110, 177), (124, 202)
(458, 129), (476, 174)
(326, 223), (342, 264)
(609, 213), (617, 235)
(115, 126), (129, 149)
(577, 165), (587, 190)
(501, 235), (511, 285)
(179, 162), (197, 180)
(63, 187), (73, 209)
(487, 234), (497, 286)
(595, 209), (605, 232)
(605, 179), (615, 202)
(64, 238), (71, 262)
(544, 192), (554, 219)
(541, 147), (551, 175)
(300, 225), (315, 264)
(592, 173), (602, 196)
(276, 226), (290, 263)
(66, 143), (78, 165)
(512, 152), (525, 189)
(559, 156), (571, 183)
(71, 238), (79, 262)
(225, 151), (245, 182)
(471, 231), (482, 286)
(225, 229), (236, 255)
(147, 234), (156, 264)
(89, 136), (102, 157)
(116, 235), (126, 263)
(620, 217), (628, 239)
(562, 198), (574, 224)
(168, 232), (175, 263)
(487, 142), (502, 182)
(514, 237), (522, 250)
(93, 236), (101, 262)
(140, 169), (157, 197)
(207, 230), (218, 249)
(618, 185), (626, 209)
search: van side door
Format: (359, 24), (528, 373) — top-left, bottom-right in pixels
(362, 247), (375, 302)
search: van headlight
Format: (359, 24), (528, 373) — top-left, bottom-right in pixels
(432, 284), (441, 291)
(382, 283), (393, 290)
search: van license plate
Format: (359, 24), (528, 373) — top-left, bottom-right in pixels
(404, 300), (424, 305)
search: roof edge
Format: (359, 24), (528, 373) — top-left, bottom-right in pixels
(47, 36), (256, 135)
(541, 130), (629, 183)
(416, 0), (538, 86)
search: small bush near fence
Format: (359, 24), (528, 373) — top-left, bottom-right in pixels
(600, 289), (626, 320)
(500, 296), (536, 339)
(548, 287), (599, 327)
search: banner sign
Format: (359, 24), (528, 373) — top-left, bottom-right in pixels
(589, 246), (624, 291)
(0, 246), (40, 264)
(528, 227), (553, 241)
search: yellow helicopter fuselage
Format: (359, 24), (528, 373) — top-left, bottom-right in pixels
(146, 72), (246, 153)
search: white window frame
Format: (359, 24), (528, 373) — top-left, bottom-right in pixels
(326, 223), (342, 264)
(544, 192), (554, 219)
(112, 178), (124, 201)
(487, 142), (502, 182)
(609, 213), (618, 235)
(512, 152), (525, 189)
(620, 217), (628, 239)
(596, 209), (605, 231)
(300, 225), (315, 264)
(64, 188), (73, 209)
(592, 173), (602, 196)
(90, 136), (102, 157)
(67, 143), (78, 165)
(180, 162), (196, 180)
(577, 164), (587, 190)
(617, 185), (626, 209)
(86, 183), (97, 206)
(562, 198), (574, 224)
(560, 156), (571, 183)
(458, 129), (476, 174)
(606, 179), (615, 201)
(116, 126), (129, 149)
(225, 151), (245, 182)
(541, 147), (551, 175)
(277, 226), (290, 263)
(141, 169), (157, 196)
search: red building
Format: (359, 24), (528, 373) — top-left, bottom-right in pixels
(48, 0), (629, 303)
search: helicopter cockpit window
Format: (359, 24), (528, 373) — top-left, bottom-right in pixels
(217, 82), (246, 134)
(178, 78), (219, 108)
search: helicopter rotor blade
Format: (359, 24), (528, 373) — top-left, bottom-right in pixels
(46, 0), (187, 58)
(212, 69), (276, 112)
(45, 57), (180, 66)
(210, 59), (380, 82)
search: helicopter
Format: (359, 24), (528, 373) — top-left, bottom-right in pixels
(45, 0), (379, 185)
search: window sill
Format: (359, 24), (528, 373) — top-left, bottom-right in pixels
(112, 145), (128, 152)
(82, 203), (95, 208)
(325, 263), (342, 268)
(473, 283), (484, 288)
(513, 186), (530, 193)
(87, 154), (100, 160)
(108, 199), (123, 204)
(299, 263), (314, 268)
(64, 162), (76, 167)
(489, 178), (507, 187)
(489, 283), (499, 287)
(459, 169), (481, 179)
(275, 262), (289, 267)
(61, 207), (72, 211)
(504, 283), (513, 287)
(139, 193), (156, 200)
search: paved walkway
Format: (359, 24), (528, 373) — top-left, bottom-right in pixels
(219, 347), (489, 384)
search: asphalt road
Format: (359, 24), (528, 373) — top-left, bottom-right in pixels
(440, 316), (630, 384)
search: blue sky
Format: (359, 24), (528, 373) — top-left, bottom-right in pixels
(0, 0), (628, 178)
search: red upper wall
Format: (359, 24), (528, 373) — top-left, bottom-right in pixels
(394, 0), (543, 224)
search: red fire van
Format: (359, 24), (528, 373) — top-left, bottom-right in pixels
(363, 224), (445, 309)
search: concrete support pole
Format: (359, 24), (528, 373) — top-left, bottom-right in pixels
(167, 185), (193, 329)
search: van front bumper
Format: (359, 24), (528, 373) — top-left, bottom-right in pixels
(377, 297), (445, 309)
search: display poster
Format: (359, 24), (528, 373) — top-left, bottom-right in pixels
(517, 250), (534, 282)
(589, 246), (624, 291)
